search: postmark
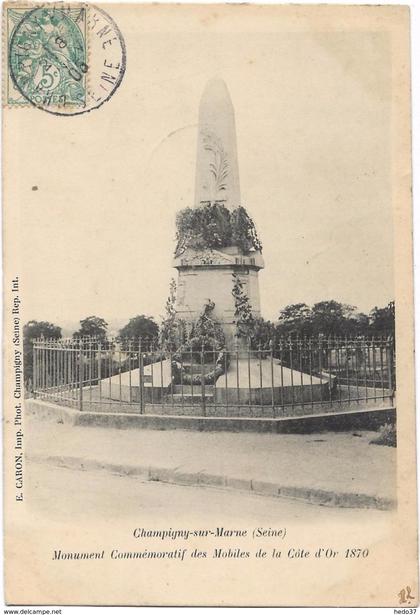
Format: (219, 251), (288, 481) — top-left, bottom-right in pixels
(6, 3), (126, 115)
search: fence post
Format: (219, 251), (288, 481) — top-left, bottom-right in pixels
(201, 342), (206, 416)
(386, 338), (395, 402)
(138, 339), (144, 414)
(78, 339), (83, 411)
(98, 341), (102, 404)
(269, 339), (275, 417)
(32, 341), (37, 398)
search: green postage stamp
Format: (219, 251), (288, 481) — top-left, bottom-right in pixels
(6, 5), (88, 108)
(4, 3), (126, 115)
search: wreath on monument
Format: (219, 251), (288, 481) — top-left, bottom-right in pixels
(171, 300), (230, 385)
(175, 203), (262, 256)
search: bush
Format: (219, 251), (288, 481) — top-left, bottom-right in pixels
(369, 423), (396, 447)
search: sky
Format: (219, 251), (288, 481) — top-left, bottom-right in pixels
(9, 11), (394, 329)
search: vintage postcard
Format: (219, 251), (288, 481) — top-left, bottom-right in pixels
(2, 2), (418, 607)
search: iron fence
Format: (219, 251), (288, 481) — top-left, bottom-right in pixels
(31, 336), (395, 418)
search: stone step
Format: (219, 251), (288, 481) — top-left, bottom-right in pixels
(179, 364), (217, 375)
(169, 393), (214, 405)
(172, 385), (214, 394)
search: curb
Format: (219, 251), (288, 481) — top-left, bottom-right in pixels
(27, 453), (396, 512)
(25, 398), (396, 434)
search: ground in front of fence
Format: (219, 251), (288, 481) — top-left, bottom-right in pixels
(25, 415), (397, 507)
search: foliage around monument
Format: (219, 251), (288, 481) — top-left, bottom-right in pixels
(174, 299), (226, 360)
(231, 273), (255, 340)
(175, 203), (262, 256)
(159, 278), (187, 351)
(172, 300), (228, 385)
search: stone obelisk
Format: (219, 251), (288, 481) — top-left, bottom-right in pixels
(173, 78), (264, 347)
(194, 78), (241, 210)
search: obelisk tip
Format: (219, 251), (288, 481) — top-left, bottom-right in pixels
(201, 77), (230, 98)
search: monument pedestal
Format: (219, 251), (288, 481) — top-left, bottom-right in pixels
(173, 245), (264, 348)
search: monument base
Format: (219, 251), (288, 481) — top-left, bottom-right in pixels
(99, 357), (331, 410)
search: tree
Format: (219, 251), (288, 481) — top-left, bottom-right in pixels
(346, 312), (370, 336)
(119, 315), (159, 343)
(369, 301), (395, 336)
(73, 316), (108, 340)
(277, 303), (312, 337)
(250, 317), (276, 349)
(23, 320), (62, 386)
(277, 300), (373, 338)
(310, 300), (356, 336)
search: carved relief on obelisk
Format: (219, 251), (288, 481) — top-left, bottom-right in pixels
(194, 78), (241, 210)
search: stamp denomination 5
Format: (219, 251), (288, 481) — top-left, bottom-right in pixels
(5, 3), (126, 115)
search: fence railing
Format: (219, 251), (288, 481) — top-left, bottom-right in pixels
(31, 336), (395, 418)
